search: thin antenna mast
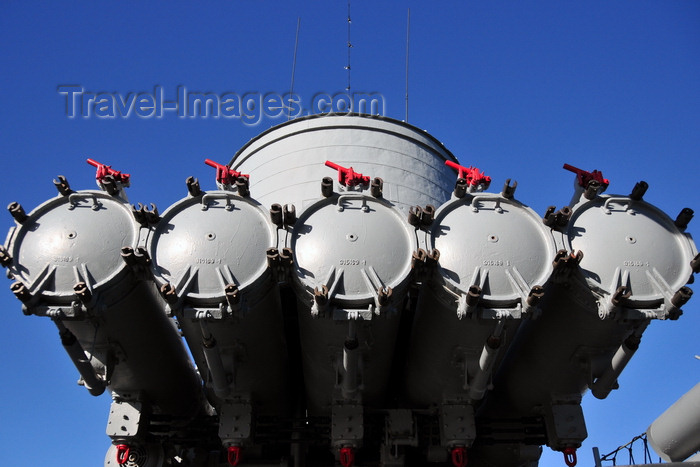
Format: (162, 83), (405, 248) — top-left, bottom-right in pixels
(345, 0), (352, 91)
(288, 17), (301, 120)
(405, 8), (410, 122)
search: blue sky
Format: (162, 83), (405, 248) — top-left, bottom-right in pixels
(0, 1), (698, 466)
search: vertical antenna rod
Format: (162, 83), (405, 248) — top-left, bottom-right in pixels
(405, 8), (411, 122)
(346, 0), (352, 91)
(288, 17), (301, 120)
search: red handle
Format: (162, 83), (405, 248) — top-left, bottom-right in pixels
(325, 160), (370, 187)
(227, 446), (241, 466)
(563, 163), (609, 189)
(339, 446), (355, 467)
(205, 159), (249, 185)
(115, 444), (130, 465)
(563, 447), (577, 467)
(86, 158), (130, 185)
(445, 161), (491, 188)
(451, 446), (468, 467)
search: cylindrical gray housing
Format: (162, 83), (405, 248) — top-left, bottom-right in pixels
(483, 276), (630, 415)
(404, 190), (558, 406)
(4, 190), (204, 419)
(147, 190), (290, 415)
(485, 189), (698, 417)
(289, 192), (416, 414)
(647, 382), (700, 462)
(230, 114), (459, 214)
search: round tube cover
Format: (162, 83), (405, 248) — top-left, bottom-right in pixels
(149, 192), (274, 304)
(291, 194), (414, 306)
(567, 197), (695, 303)
(7, 191), (138, 300)
(431, 194), (556, 306)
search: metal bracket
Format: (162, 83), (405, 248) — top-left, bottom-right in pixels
(106, 400), (143, 439)
(470, 194), (503, 213)
(440, 404), (476, 448)
(454, 267), (486, 319)
(68, 192), (103, 211)
(311, 266), (342, 317)
(332, 307), (375, 321)
(543, 400), (587, 450)
(360, 266), (393, 315)
(219, 402), (252, 445)
(504, 266), (545, 318)
(385, 410), (418, 447)
(201, 192), (235, 211)
(332, 403), (364, 448)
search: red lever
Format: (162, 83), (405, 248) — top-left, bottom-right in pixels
(227, 446), (241, 466)
(451, 447), (468, 467)
(563, 447), (577, 467)
(339, 446), (355, 467)
(445, 161), (491, 189)
(115, 444), (130, 465)
(205, 159), (249, 186)
(563, 163), (609, 190)
(87, 159), (130, 185)
(325, 161), (370, 187)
